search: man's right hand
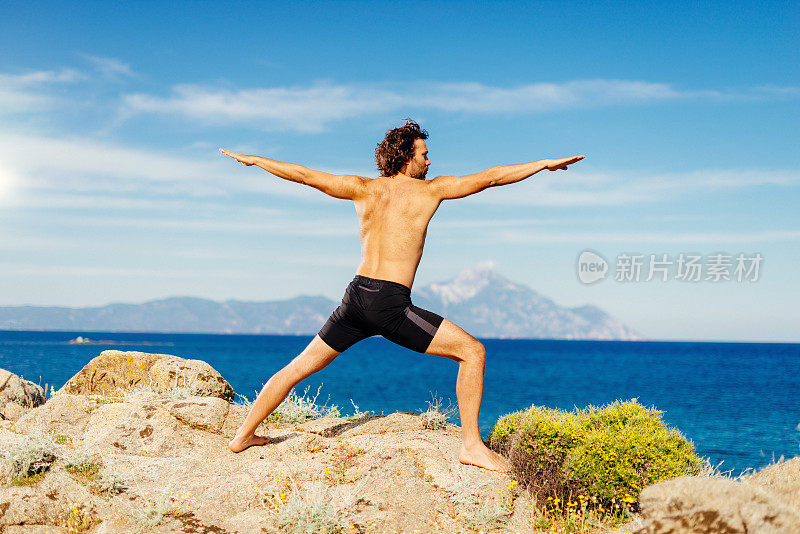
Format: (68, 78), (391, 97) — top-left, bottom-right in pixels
(220, 148), (256, 166)
(544, 155), (585, 171)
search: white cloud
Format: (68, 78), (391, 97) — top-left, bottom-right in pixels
(416, 79), (717, 112)
(493, 229), (800, 245)
(80, 54), (136, 79)
(2, 192), (225, 211)
(0, 131), (796, 217)
(460, 168), (800, 207)
(0, 69), (81, 85)
(750, 85), (800, 97)
(123, 82), (405, 133)
(436, 215), (616, 228)
(0, 263), (258, 279)
(41, 213), (356, 236)
(0, 68), (82, 113)
(122, 79), (797, 132)
(0, 132), (332, 202)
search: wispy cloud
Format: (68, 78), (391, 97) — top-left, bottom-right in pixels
(39, 213), (356, 236)
(0, 68), (82, 113)
(123, 83), (404, 133)
(0, 132), (329, 203)
(1, 131), (796, 214)
(0, 69), (82, 85)
(752, 85), (800, 97)
(493, 229), (800, 245)
(415, 79), (716, 112)
(0, 263), (259, 279)
(80, 54), (136, 79)
(121, 79), (798, 132)
(463, 168), (800, 206)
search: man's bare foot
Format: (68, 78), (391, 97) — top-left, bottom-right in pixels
(228, 433), (271, 453)
(459, 443), (511, 472)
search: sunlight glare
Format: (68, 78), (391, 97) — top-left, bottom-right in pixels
(0, 162), (18, 204)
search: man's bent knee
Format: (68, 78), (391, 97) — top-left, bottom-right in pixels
(426, 318), (485, 363)
(464, 341), (486, 366)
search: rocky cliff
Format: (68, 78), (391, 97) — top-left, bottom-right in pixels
(1, 353), (797, 533)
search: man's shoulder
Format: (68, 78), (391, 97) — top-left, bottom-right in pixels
(358, 175), (439, 204)
(374, 174), (440, 192)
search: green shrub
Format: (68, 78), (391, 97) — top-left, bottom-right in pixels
(50, 433), (73, 446)
(84, 395), (123, 413)
(489, 399), (702, 510)
(63, 449), (101, 476)
(488, 408), (525, 445)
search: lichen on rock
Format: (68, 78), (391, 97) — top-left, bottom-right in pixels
(57, 350), (235, 401)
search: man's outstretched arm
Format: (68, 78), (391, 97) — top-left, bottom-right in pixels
(220, 149), (368, 201)
(428, 156), (584, 201)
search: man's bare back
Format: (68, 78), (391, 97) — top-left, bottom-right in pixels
(220, 120), (583, 472)
(354, 173), (438, 289)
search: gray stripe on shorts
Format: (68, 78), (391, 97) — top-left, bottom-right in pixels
(404, 306), (438, 337)
(357, 285), (380, 292)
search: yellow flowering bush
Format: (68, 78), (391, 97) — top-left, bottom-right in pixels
(489, 399), (702, 510)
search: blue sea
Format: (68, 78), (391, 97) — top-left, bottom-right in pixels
(2, 330), (798, 476)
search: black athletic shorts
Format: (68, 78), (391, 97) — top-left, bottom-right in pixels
(318, 275), (445, 353)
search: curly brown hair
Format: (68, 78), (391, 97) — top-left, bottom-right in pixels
(375, 119), (429, 177)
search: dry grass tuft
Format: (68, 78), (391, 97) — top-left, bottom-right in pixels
(419, 393), (458, 430)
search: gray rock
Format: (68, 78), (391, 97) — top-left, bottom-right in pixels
(745, 456), (800, 513)
(0, 368), (46, 420)
(634, 461), (800, 534)
(1, 394), (522, 533)
(0, 469), (96, 528)
(13, 394), (93, 440)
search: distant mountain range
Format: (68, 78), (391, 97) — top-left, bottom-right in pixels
(0, 264), (642, 340)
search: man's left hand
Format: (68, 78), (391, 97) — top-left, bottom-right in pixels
(220, 148), (256, 166)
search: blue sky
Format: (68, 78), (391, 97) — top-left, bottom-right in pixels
(0, 1), (798, 341)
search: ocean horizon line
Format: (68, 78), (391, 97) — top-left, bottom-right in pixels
(1, 328), (797, 345)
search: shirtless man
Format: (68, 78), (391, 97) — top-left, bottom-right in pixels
(221, 120), (583, 471)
